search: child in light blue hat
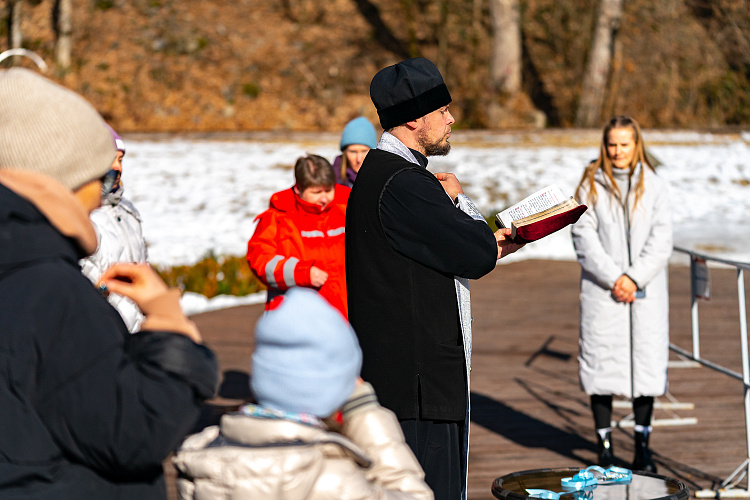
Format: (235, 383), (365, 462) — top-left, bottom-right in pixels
(173, 287), (433, 499)
(250, 287), (362, 417)
(334, 116), (377, 187)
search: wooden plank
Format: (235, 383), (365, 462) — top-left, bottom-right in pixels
(167, 260), (750, 499)
(466, 261), (750, 499)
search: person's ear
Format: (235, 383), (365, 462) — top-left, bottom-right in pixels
(405, 118), (421, 131)
(293, 186), (300, 196)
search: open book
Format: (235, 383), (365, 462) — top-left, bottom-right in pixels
(495, 184), (587, 244)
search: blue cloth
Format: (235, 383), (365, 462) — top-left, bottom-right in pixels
(527, 466), (632, 500)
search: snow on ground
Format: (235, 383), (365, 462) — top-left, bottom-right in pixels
(118, 130), (750, 313)
(180, 291), (267, 316)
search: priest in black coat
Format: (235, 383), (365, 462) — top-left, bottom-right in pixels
(345, 57), (523, 500)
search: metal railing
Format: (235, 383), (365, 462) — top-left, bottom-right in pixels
(672, 246), (750, 498)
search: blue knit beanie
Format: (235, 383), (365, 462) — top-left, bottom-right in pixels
(339, 116), (377, 151)
(251, 288), (362, 417)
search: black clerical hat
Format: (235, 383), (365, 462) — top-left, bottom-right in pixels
(370, 57), (452, 130)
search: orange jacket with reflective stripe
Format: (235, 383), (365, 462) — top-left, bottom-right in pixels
(246, 185), (350, 318)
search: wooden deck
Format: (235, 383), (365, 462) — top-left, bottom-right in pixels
(173, 259), (750, 499)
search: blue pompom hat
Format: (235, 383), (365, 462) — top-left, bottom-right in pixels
(251, 288), (363, 418)
(339, 116), (377, 151)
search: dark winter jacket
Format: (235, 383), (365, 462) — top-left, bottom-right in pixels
(345, 147), (497, 421)
(0, 182), (219, 500)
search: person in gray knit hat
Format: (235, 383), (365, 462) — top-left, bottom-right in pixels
(0, 71), (114, 193)
(345, 57), (523, 500)
(0, 67), (218, 499)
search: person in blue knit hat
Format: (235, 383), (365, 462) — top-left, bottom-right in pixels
(173, 288), (434, 500)
(334, 116), (377, 187)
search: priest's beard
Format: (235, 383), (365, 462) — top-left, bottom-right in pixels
(418, 130), (451, 157)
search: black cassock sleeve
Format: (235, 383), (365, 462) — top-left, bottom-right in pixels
(379, 168), (497, 280)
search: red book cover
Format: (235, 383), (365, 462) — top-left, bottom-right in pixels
(513, 204), (587, 244)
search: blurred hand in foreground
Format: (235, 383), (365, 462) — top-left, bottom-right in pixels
(99, 263), (168, 307)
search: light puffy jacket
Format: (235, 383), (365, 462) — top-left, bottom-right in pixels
(80, 186), (148, 332)
(571, 164), (673, 398)
(247, 185), (350, 318)
(173, 383), (433, 500)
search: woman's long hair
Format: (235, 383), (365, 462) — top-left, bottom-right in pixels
(575, 115), (654, 211)
(339, 152), (350, 182)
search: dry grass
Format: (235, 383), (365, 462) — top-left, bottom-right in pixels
(2, 0), (748, 132)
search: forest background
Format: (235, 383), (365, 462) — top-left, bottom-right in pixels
(2, 0), (749, 133)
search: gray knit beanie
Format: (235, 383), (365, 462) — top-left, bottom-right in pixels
(0, 68), (115, 191)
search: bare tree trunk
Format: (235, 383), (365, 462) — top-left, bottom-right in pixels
(602, 36), (623, 118)
(575, 0), (623, 128)
(489, 0), (521, 94)
(435, 0), (448, 77)
(7, 0), (23, 65)
(54, 0), (72, 71)
(350, 0), (410, 59)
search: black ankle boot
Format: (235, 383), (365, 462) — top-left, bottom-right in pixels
(597, 431), (615, 467)
(633, 431), (657, 473)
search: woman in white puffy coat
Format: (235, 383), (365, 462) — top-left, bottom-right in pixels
(80, 128), (148, 332)
(571, 115), (672, 473)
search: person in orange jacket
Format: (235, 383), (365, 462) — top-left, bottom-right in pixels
(247, 154), (350, 318)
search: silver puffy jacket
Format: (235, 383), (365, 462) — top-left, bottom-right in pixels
(173, 383), (433, 500)
(80, 186), (148, 332)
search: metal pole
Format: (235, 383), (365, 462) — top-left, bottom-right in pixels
(674, 247), (750, 497)
(630, 301), (635, 401)
(738, 269), (750, 493)
(691, 256), (702, 360)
